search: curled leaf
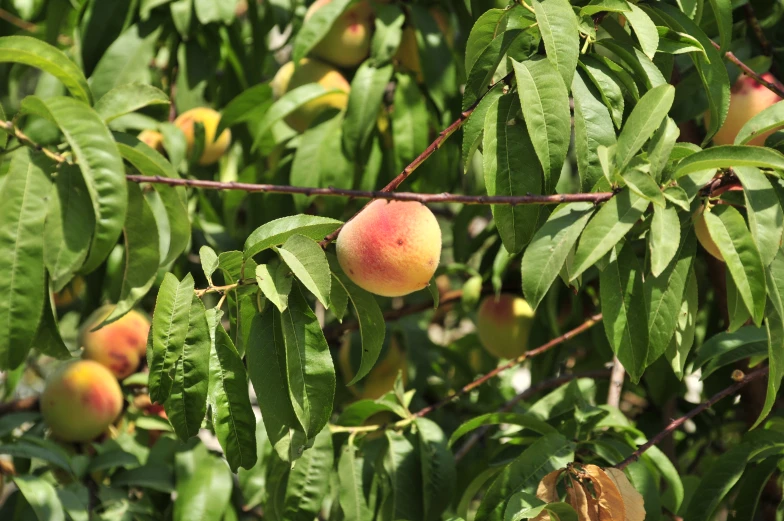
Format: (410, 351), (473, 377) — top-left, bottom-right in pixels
(605, 468), (646, 521)
(533, 468), (565, 521)
(566, 476), (599, 521)
(583, 464), (625, 521)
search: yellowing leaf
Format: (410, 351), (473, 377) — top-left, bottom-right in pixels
(605, 468), (646, 521)
(583, 464), (625, 521)
(533, 469), (565, 521)
(566, 476), (599, 521)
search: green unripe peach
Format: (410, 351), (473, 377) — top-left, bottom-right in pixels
(476, 294), (535, 359)
(173, 108), (232, 165)
(271, 58), (351, 132)
(41, 360), (124, 442)
(337, 199), (442, 297)
(306, 0), (373, 68)
(694, 206), (724, 261)
(80, 306), (150, 379)
(706, 73), (783, 146)
(339, 335), (408, 400)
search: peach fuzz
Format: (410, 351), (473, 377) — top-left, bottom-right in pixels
(694, 206), (724, 261)
(41, 360), (124, 442)
(706, 73), (783, 146)
(80, 306), (150, 379)
(336, 199), (441, 297)
(271, 58), (350, 132)
(306, 0), (373, 68)
(173, 108), (232, 165)
(476, 294), (535, 359)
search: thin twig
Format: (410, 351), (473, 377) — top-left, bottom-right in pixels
(0, 9), (72, 45)
(710, 41), (784, 97)
(743, 4), (772, 57)
(615, 365), (770, 470)
(0, 396), (38, 415)
(607, 356), (625, 408)
(0, 121), (68, 164)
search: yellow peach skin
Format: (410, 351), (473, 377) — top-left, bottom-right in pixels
(53, 276), (85, 309)
(476, 294), (535, 359)
(137, 129), (164, 151)
(694, 206), (724, 261)
(271, 58), (351, 132)
(80, 306), (150, 379)
(337, 200), (442, 297)
(339, 335), (408, 400)
(306, 0), (373, 68)
(706, 73), (783, 146)
(173, 108), (232, 165)
(41, 360), (124, 442)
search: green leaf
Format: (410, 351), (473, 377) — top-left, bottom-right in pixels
(734, 167), (783, 266)
(656, 27), (708, 57)
(284, 427), (334, 521)
(707, 0), (732, 52)
(595, 40), (666, 91)
(165, 295), (210, 440)
(244, 215), (342, 259)
(483, 94), (542, 254)
(43, 165), (94, 292)
(532, 0), (579, 88)
(292, 0), (353, 63)
(462, 87), (504, 165)
(580, 0), (631, 16)
(208, 314), (258, 472)
(666, 266), (698, 379)
(88, 24), (161, 101)
(392, 71), (430, 171)
(756, 304), (784, 429)
(113, 464), (175, 492)
(650, 204), (681, 277)
(256, 262), (292, 313)
(105, 183), (160, 324)
(570, 188), (649, 280)
(601, 243), (648, 382)
(465, 8), (509, 73)
(281, 285), (336, 438)
(692, 326), (768, 379)
(475, 433), (575, 521)
(624, 3), (659, 59)
(704, 205), (767, 325)
(32, 278), (70, 360)
(615, 84), (675, 172)
(0, 36), (91, 104)
(622, 157), (666, 208)
(648, 118), (680, 183)
(449, 412), (557, 448)
(338, 439), (373, 521)
(572, 68), (617, 192)
(578, 55), (625, 128)
(87, 450), (139, 473)
(173, 446), (232, 521)
(329, 275), (349, 322)
(278, 234), (331, 308)
(0, 438), (73, 474)
(216, 83), (273, 136)
(13, 475), (65, 521)
(730, 457), (780, 521)
(21, 96), (127, 274)
(735, 100), (784, 145)
(94, 83), (169, 123)
(416, 418), (457, 521)
(382, 431), (424, 521)
(513, 57), (571, 193)
(684, 444), (753, 521)
(0, 149), (51, 370)
(252, 84), (340, 147)
(371, 3), (405, 65)
(343, 61), (394, 158)
(521, 202), (594, 309)
(149, 273), (194, 404)
(676, 146), (784, 176)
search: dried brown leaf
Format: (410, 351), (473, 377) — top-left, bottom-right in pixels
(566, 476), (600, 521)
(532, 469), (565, 521)
(605, 468), (645, 521)
(583, 464), (625, 521)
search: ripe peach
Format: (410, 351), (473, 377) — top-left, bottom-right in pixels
(336, 200), (441, 297)
(476, 294), (535, 359)
(694, 206), (723, 261)
(271, 58), (350, 132)
(306, 0), (373, 68)
(53, 276), (85, 309)
(41, 360), (124, 442)
(173, 108), (232, 165)
(137, 129), (164, 151)
(339, 335), (408, 400)
(395, 8), (453, 83)
(80, 306), (150, 379)
(706, 73), (783, 146)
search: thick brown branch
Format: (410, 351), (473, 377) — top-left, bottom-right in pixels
(615, 365), (770, 470)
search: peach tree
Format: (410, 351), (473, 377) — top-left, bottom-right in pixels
(2, 0), (784, 520)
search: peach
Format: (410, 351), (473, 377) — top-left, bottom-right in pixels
(173, 108), (232, 165)
(41, 360), (124, 442)
(53, 276), (85, 309)
(395, 8), (453, 83)
(476, 294), (535, 359)
(336, 200), (441, 297)
(306, 0), (373, 68)
(706, 73), (783, 146)
(80, 306), (150, 379)
(339, 335), (408, 400)
(137, 129), (164, 151)
(271, 58), (350, 132)
(694, 206), (723, 261)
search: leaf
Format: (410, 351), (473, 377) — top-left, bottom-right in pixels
(704, 205), (767, 326)
(600, 243), (648, 382)
(0, 438), (73, 474)
(570, 188), (649, 280)
(692, 326), (768, 379)
(730, 458), (780, 521)
(483, 94), (542, 254)
(615, 84), (675, 172)
(94, 83), (169, 123)
(449, 412), (557, 448)
(675, 146), (784, 176)
(244, 215), (342, 259)
(32, 279), (70, 360)
(604, 468), (646, 521)
(284, 427), (334, 521)
(462, 87), (504, 165)
(113, 464), (175, 492)
(465, 8), (509, 74)
(88, 24), (161, 101)
(684, 444), (752, 521)
(278, 234), (331, 308)
(392, 71), (430, 171)
(522, 203), (594, 309)
(532, 0), (580, 88)
(173, 446), (232, 521)
(650, 204), (681, 277)
(382, 430), (424, 521)
(756, 304), (784, 429)
(252, 84), (340, 147)
(0, 35), (91, 103)
(580, 0), (631, 16)
(416, 418), (457, 521)
(734, 167), (783, 267)
(165, 295), (210, 440)
(656, 27), (708, 57)
(256, 262), (292, 313)
(513, 57), (571, 193)
(149, 273), (194, 404)
(343, 61), (394, 158)
(105, 183), (160, 324)
(13, 475), (65, 521)
(292, 0), (353, 63)
(621, 157), (665, 208)
(578, 55), (625, 128)
(208, 314), (258, 472)
(564, 477), (599, 521)
(44, 165), (94, 292)
(572, 68), (617, 192)
(624, 3), (659, 59)
(706, 0), (732, 53)
(583, 465), (625, 521)
(735, 100), (784, 145)
(594, 40), (666, 91)
(339, 438), (373, 521)
(216, 83), (274, 136)
(21, 96), (127, 274)
(0, 149), (51, 370)
(648, 118), (680, 183)
(666, 267), (698, 379)
(371, 3), (405, 65)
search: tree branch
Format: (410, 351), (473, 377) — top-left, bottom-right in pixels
(615, 365), (770, 470)
(0, 121), (68, 164)
(743, 4), (772, 57)
(710, 41), (784, 97)
(607, 356), (625, 408)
